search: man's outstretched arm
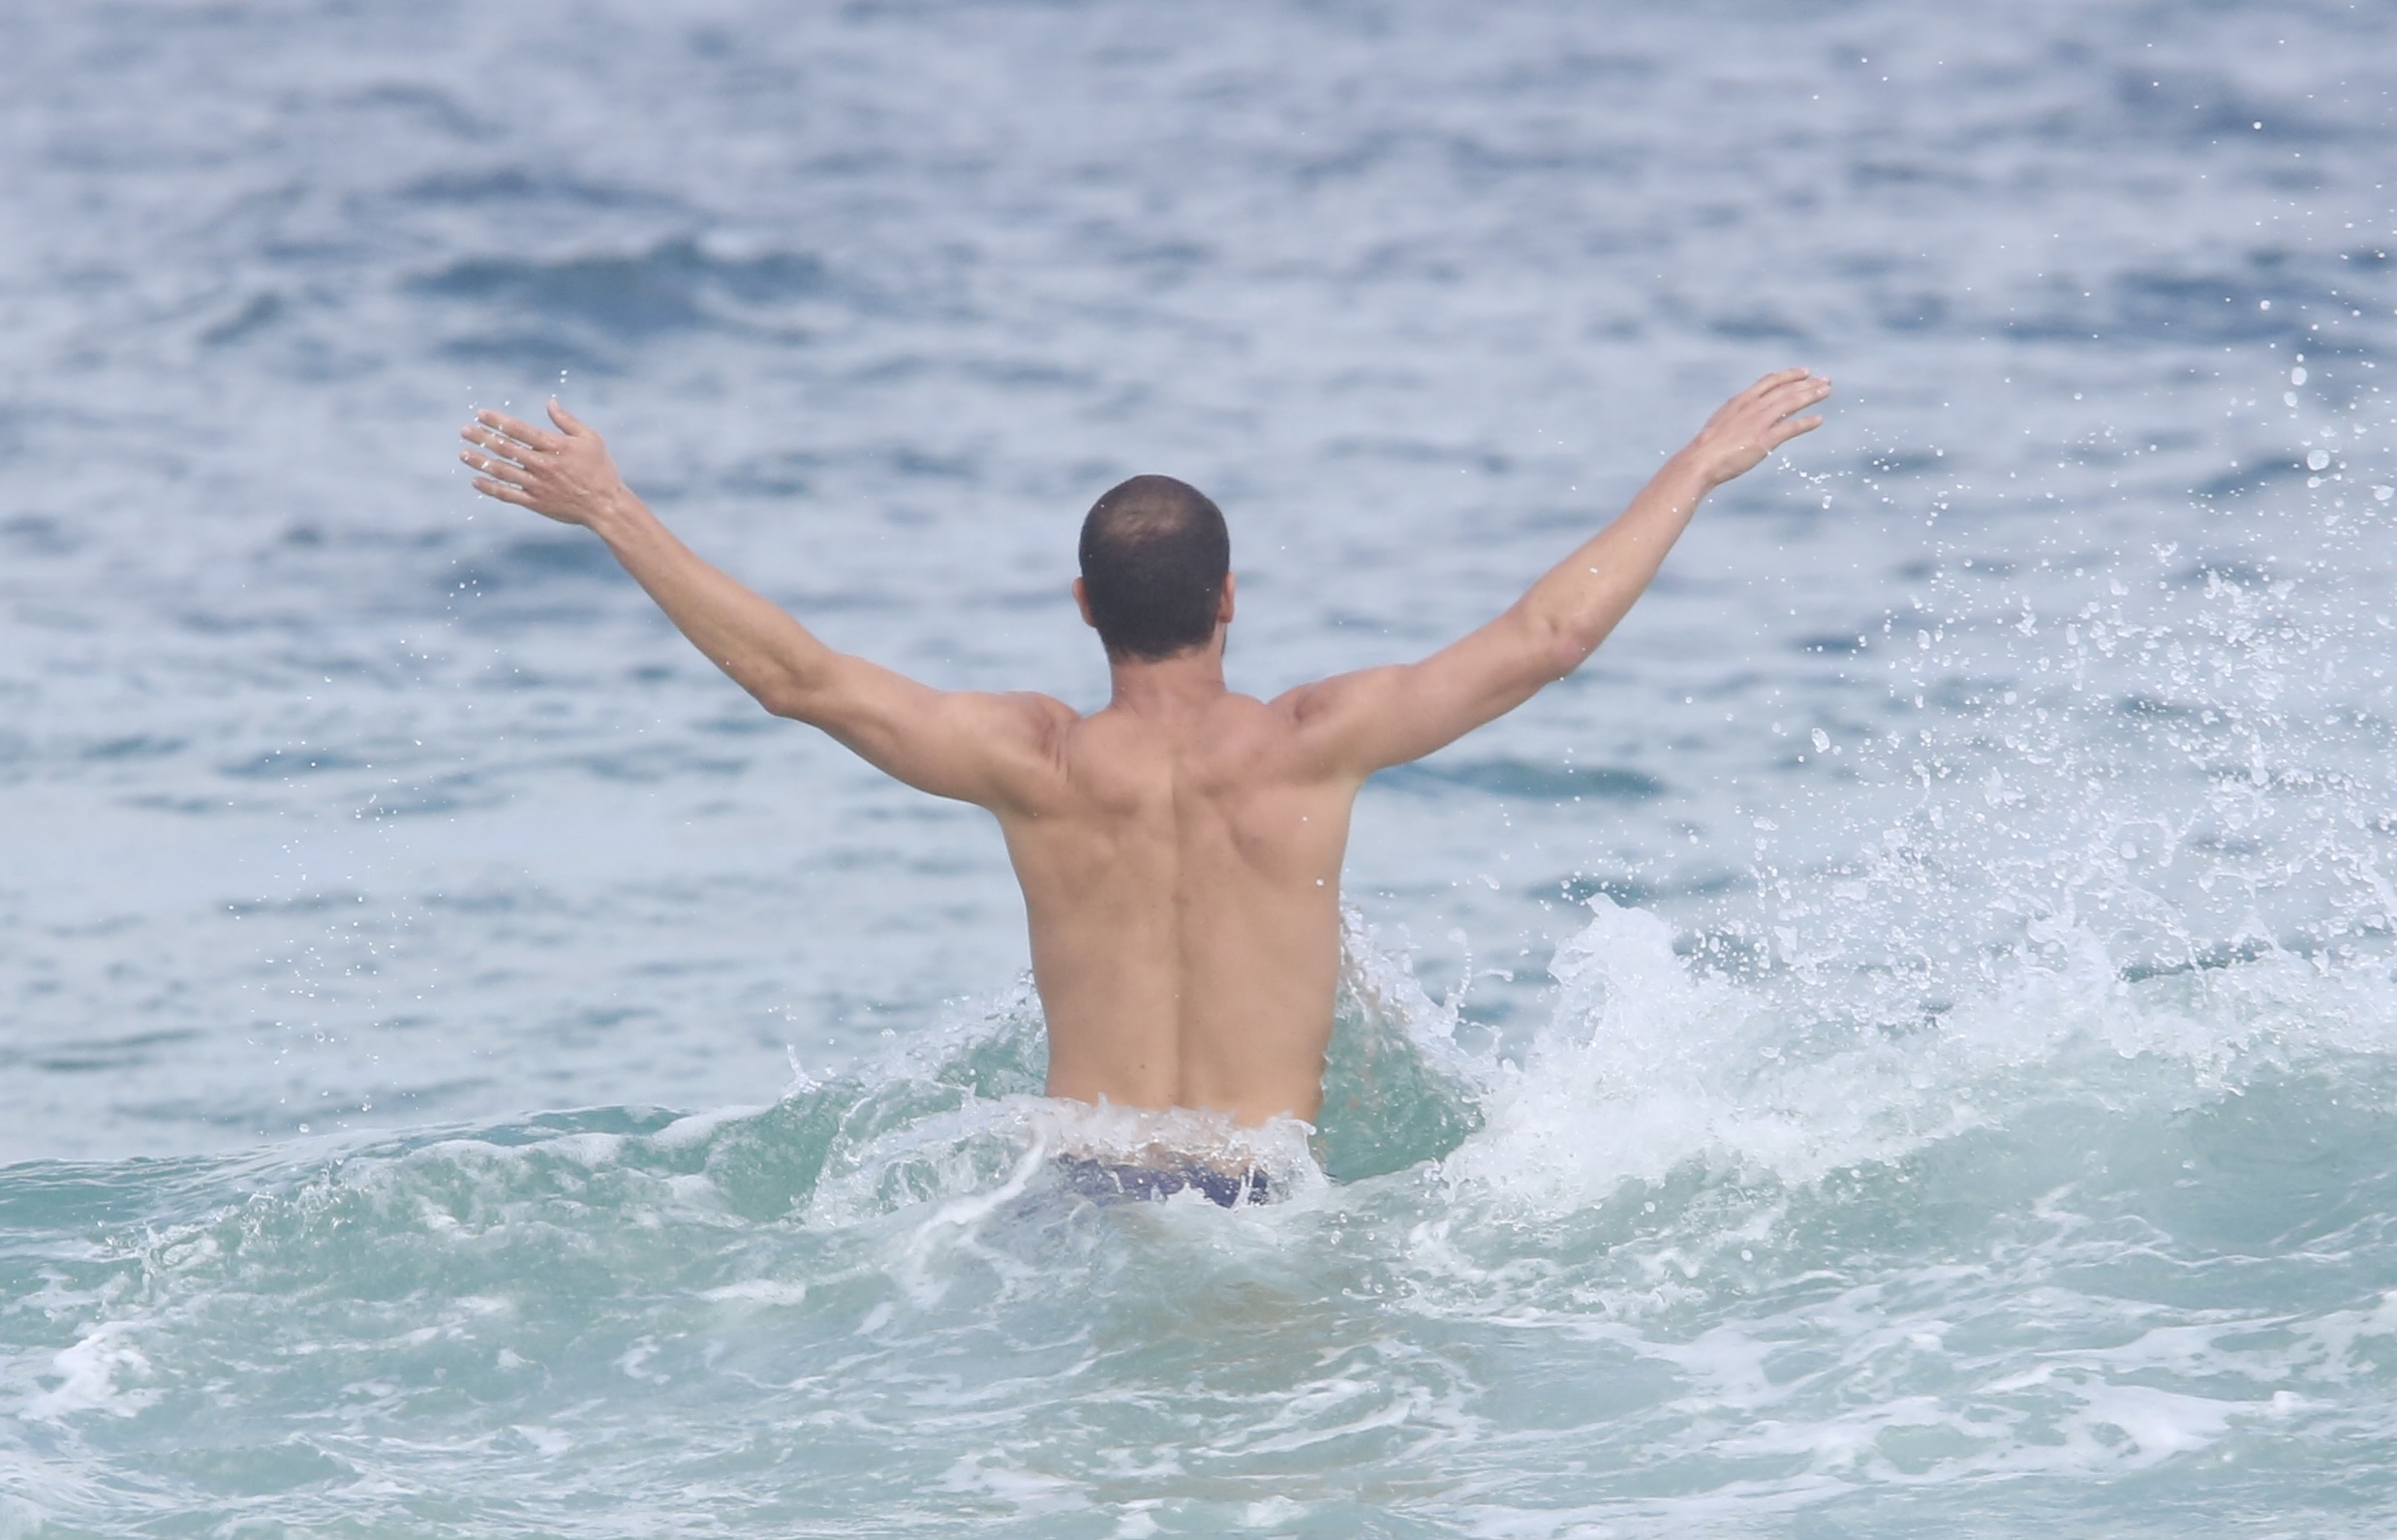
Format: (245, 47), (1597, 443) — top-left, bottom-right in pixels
(459, 402), (1066, 809)
(1287, 369), (1831, 776)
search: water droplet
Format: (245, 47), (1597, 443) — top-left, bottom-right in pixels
(2259, 299), (2272, 310)
(2290, 366), (2309, 385)
(1810, 728), (1829, 753)
(2308, 449), (2332, 471)
(2374, 486), (2393, 502)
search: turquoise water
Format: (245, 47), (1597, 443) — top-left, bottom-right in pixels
(11, 925), (2397, 1534)
(7, 0), (2397, 1531)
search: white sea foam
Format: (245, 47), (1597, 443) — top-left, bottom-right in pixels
(700, 1278), (812, 1307)
(23, 1324), (158, 1423)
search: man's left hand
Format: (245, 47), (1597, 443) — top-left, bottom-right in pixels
(459, 401), (634, 530)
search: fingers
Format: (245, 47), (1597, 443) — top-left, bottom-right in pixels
(460, 447), (532, 484)
(1766, 414), (1826, 447)
(468, 410), (561, 456)
(460, 446), (517, 481)
(1757, 374), (1831, 419)
(1740, 366), (1814, 401)
(479, 409), (554, 448)
(458, 424), (541, 469)
(471, 476), (535, 506)
(546, 398), (587, 436)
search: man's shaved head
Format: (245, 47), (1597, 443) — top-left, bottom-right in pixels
(1078, 475), (1230, 662)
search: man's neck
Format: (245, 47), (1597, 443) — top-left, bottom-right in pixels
(1104, 637), (1228, 719)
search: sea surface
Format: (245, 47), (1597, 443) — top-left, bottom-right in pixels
(6, 1), (2397, 1533)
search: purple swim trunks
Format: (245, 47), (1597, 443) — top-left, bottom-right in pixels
(1055, 1155), (1275, 1208)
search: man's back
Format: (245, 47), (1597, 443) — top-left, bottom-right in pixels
(1000, 685), (1356, 1124)
(458, 370), (1829, 1139)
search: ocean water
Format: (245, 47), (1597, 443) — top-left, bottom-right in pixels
(6, 0), (2397, 1532)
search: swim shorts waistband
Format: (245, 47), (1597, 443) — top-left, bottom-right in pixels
(1054, 1154), (1275, 1209)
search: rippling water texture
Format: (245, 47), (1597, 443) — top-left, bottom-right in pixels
(6, 1), (2397, 1533)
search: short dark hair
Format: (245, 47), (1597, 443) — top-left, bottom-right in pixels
(1078, 475), (1230, 662)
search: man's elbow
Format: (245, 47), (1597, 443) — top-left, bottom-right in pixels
(748, 669), (821, 723)
(1524, 614), (1601, 683)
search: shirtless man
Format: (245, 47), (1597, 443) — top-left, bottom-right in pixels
(458, 369), (1828, 1186)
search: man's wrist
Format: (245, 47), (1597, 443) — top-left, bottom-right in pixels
(1657, 447), (1719, 500)
(583, 488), (653, 542)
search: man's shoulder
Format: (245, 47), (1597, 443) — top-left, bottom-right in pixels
(994, 691), (1086, 763)
(939, 689), (1079, 781)
(1056, 692), (1277, 760)
(1201, 690), (1294, 741)
(1203, 690), (1347, 776)
(985, 689), (1082, 725)
(1264, 666), (1399, 734)
(912, 687), (1074, 745)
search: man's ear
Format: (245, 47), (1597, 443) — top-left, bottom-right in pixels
(1217, 572), (1237, 626)
(1072, 576), (1096, 629)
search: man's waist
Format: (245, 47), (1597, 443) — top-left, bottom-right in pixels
(1033, 1097), (1314, 1203)
(1053, 1153), (1275, 1208)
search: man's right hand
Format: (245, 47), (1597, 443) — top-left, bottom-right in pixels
(459, 400), (638, 531)
(1677, 368), (1832, 488)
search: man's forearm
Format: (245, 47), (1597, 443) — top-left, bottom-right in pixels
(1294, 373), (1824, 776)
(1507, 370), (1829, 677)
(585, 494), (832, 715)
(456, 402), (842, 718)
(1514, 449), (1712, 667)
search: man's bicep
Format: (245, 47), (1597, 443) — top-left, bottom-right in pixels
(784, 656), (1062, 807)
(1289, 619), (1560, 775)
(1283, 662), (1468, 776)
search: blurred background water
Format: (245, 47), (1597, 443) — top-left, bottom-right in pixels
(5, 0), (2397, 1533)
